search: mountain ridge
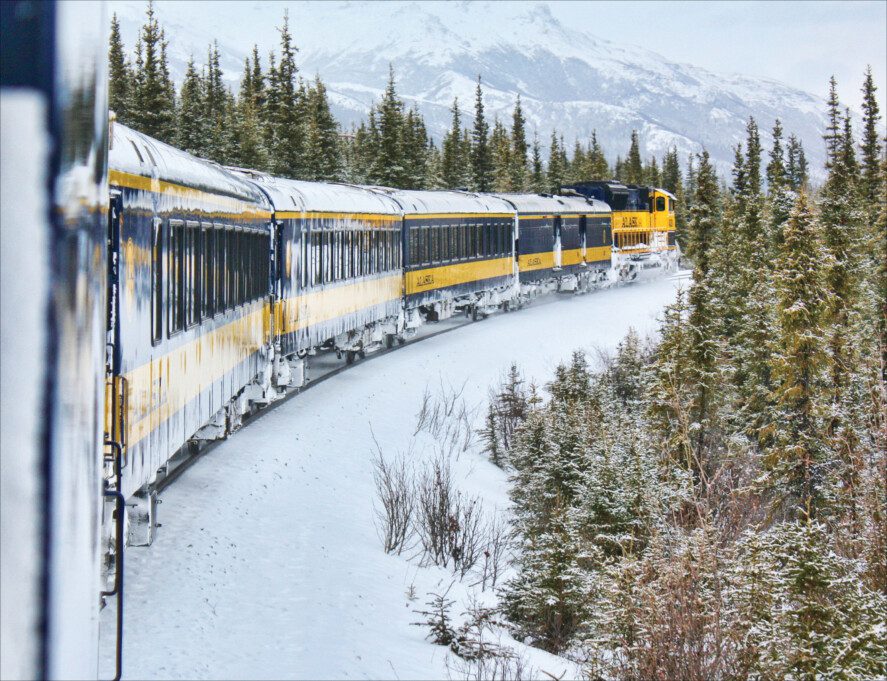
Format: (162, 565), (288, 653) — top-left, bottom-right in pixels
(112, 0), (833, 179)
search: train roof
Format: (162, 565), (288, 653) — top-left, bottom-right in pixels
(229, 171), (402, 216)
(109, 123), (270, 207)
(491, 192), (608, 215)
(552, 195), (611, 214)
(365, 187), (515, 216)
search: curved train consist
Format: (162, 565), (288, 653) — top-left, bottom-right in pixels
(0, 2), (676, 678)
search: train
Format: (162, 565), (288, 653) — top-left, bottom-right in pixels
(0, 2), (677, 678)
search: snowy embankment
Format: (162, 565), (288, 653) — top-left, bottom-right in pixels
(99, 274), (687, 680)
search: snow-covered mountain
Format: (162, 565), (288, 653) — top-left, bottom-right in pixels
(112, 1), (832, 179)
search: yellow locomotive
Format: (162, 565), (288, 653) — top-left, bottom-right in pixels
(562, 181), (678, 279)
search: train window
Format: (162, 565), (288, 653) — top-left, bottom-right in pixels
(309, 230), (318, 286)
(656, 196), (666, 212)
(185, 224), (194, 324)
(345, 230), (353, 278)
(151, 219), (162, 344)
(217, 228), (226, 312)
(372, 229), (379, 273)
(380, 229), (387, 272)
(182, 226), (192, 326)
(229, 230), (237, 306)
(245, 232), (253, 299)
(203, 226), (214, 317)
(669, 198), (675, 212)
(472, 224), (480, 258)
(418, 227), (425, 266)
(190, 222), (202, 326)
(168, 220), (184, 335)
(232, 229), (239, 306)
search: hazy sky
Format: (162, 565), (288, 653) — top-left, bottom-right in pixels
(544, 0), (885, 111)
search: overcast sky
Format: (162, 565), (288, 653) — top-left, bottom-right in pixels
(544, 0), (885, 111)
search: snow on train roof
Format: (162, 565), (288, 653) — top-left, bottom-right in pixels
(110, 123), (269, 206)
(553, 195), (611, 214)
(228, 172), (402, 215)
(492, 193), (610, 214)
(365, 187), (516, 216)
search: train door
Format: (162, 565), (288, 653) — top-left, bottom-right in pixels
(103, 191), (126, 681)
(579, 215), (587, 263)
(553, 215), (562, 269)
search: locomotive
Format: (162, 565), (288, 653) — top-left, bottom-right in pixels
(0, 2), (677, 678)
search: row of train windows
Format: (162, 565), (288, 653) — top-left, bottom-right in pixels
(151, 220), (269, 343)
(408, 222), (511, 268)
(299, 227), (402, 288)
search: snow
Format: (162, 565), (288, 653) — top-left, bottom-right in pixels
(98, 274), (686, 680)
(111, 123), (271, 207)
(0, 90), (50, 681)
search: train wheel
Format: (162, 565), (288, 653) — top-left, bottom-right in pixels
(346, 351), (355, 365)
(385, 334), (394, 349)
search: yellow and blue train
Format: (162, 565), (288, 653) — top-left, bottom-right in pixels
(0, 3), (677, 678)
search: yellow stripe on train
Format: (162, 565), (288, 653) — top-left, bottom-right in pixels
(277, 274), (403, 335)
(405, 257), (513, 295)
(119, 302), (271, 450)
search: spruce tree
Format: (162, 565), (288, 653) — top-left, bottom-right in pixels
(625, 130), (643, 185)
(587, 131), (609, 179)
(424, 140), (444, 189)
(530, 133), (545, 193)
(177, 57), (209, 157)
(370, 65), (406, 187)
(547, 131), (565, 193)
(824, 75), (842, 169)
(643, 156), (660, 186)
(441, 97), (465, 189)
(266, 12), (304, 178)
(303, 76), (341, 181)
(786, 134), (808, 191)
(569, 141), (586, 183)
(662, 147), (686, 246)
(401, 107), (429, 190)
(250, 46), (265, 111)
(766, 191), (830, 518)
(509, 95), (528, 191)
(819, 108), (864, 412)
(470, 77), (492, 192)
(130, 1), (176, 143)
(204, 41), (229, 162)
(491, 118), (512, 192)
(766, 119), (793, 247)
(859, 66), (883, 206)
(685, 150), (721, 472)
(108, 13), (131, 123)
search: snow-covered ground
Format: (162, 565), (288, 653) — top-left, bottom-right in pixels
(99, 274), (686, 680)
